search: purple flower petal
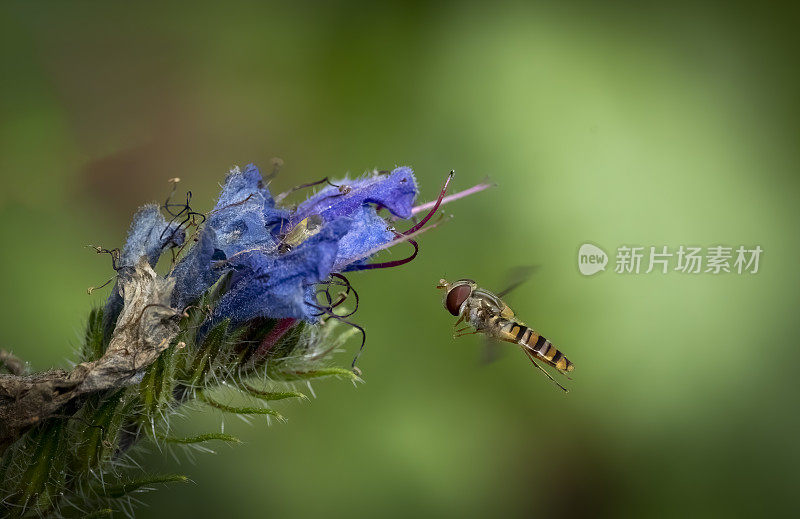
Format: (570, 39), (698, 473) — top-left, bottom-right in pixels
(293, 166), (418, 224)
(208, 164), (287, 257)
(215, 219), (350, 322)
(333, 205), (395, 271)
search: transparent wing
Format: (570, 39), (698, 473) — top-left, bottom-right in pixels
(480, 336), (506, 365)
(496, 265), (538, 298)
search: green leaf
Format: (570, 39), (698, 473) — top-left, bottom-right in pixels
(75, 389), (126, 470)
(268, 367), (362, 383)
(84, 509), (114, 518)
(185, 319), (230, 388)
(99, 474), (188, 498)
(160, 433), (242, 445)
(198, 392), (284, 421)
(20, 420), (66, 507)
(82, 308), (105, 361)
(243, 383), (309, 402)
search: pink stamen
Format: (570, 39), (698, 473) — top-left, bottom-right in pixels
(255, 318), (297, 358)
(411, 180), (495, 216)
(402, 171), (454, 236)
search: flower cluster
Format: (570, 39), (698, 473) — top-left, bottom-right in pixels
(0, 163), (492, 518)
(117, 164), (433, 328)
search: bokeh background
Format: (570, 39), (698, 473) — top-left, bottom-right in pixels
(1, 2), (799, 517)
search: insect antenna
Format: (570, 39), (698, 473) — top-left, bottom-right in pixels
(522, 348), (569, 393)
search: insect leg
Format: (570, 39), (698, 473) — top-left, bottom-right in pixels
(453, 312), (466, 329)
(522, 348), (569, 393)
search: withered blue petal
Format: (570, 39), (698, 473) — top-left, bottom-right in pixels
(170, 227), (222, 309)
(120, 204), (183, 267)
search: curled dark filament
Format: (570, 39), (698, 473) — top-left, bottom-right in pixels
(92, 246), (121, 271)
(161, 189), (207, 245)
(402, 170), (454, 236)
(305, 301), (367, 371)
(344, 238), (419, 272)
(276, 177), (350, 203)
(308, 273), (359, 318)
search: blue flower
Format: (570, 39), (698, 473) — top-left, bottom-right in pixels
(112, 164), (429, 325)
(214, 218), (351, 322)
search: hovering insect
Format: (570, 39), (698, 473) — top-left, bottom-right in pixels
(277, 214), (324, 253)
(436, 277), (574, 392)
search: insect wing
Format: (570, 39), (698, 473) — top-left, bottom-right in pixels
(496, 265), (538, 298)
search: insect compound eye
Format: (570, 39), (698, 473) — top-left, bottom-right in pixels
(445, 284), (472, 316)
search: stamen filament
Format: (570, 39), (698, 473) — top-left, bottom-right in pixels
(403, 171), (454, 235)
(334, 213), (451, 271)
(411, 180), (495, 216)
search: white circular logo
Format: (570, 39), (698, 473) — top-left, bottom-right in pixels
(578, 243), (608, 276)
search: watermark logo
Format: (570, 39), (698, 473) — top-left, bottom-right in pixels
(577, 244), (762, 276)
(578, 243), (608, 276)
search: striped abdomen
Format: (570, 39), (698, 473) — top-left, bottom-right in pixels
(497, 319), (574, 373)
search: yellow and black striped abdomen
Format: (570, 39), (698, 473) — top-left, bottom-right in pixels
(488, 317), (574, 373)
(500, 321), (574, 373)
(526, 332), (574, 373)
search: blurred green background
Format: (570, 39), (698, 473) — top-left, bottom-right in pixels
(1, 2), (799, 517)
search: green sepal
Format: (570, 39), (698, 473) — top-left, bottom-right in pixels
(82, 308), (106, 362)
(160, 433), (242, 445)
(243, 383), (309, 402)
(15, 419), (67, 512)
(74, 389), (129, 471)
(268, 366), (362, 383)
(185, 319), (230, 388)
(198, 392), (285, 421)
(98, 474), (189, 498)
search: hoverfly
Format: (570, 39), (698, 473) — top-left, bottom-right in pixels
(436, 277), (574, 392)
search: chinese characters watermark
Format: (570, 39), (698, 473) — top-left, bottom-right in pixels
(578, 244), (762, 276)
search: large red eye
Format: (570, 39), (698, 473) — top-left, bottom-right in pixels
(445, 285), (471, 316)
